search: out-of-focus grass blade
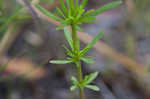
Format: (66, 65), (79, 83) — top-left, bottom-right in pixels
(66, 0), (70, 9)
(92, 1), (122, 16)
(0, 7), (24, 33)
(69, 0), (74, 9)
(81, 0), (88, 8)
(75, 0), (79, 8)
(36, 4), (63, 22)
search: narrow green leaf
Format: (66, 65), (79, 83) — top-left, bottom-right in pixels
(72, 6), (80, 17)
(71, 76), (78, 85)
(79, 16), (96, 23)
(81, 0), (88, 8)
(64, 26), (73, 49)
(92, 1), (122, 16)
(56, 7), (65, 18)
(80, 56), (94, 64)
(58, 0), (67, 16)
(36, 4), (63, 22)
(66, 0), (70, 9)
(79, 31), (104, 56)
(85, 85), (100, 91)
(63, 45), (74, 57)
(75, 6), (85, 21)
(69, 0), (74, 9)
(0, 7), (23, 33)
(70, 85), (77, 91)
(75, 0), (79, 8)
(84, 72), (99, 84)
(50, 60), (72, 64)
(68, 0), (74, 16)
(83, 9), (95, 16)
(60, 18), (73, 25)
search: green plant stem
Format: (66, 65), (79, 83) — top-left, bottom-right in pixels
(76, 61), (85, 99)
(71, 24), (78, 52)
(71, 24), (85, 99)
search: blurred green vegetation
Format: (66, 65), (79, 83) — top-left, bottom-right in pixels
(136, 0), (150, 33)
(136, 0), (150, 12)
(0, 0), (30, 39)
(0, 0), (56, 38)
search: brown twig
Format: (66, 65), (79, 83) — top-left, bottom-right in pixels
(1, 57), (46, 80)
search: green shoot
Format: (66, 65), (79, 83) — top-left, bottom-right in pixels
(37, 0), (122, 99)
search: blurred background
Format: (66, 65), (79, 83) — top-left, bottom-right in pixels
(0, 0), (150, 99)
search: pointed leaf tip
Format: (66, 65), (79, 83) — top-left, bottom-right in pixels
(84, 72), (99, 84)
(70, 85), (77, 91)
(79, 30), (104, 56)
(85, 85), (100, 91)
(50, 60), (72, 64)
(80, 56), (94, 64)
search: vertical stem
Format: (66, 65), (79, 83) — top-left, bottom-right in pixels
(71, 24), (78, 53)
(71, 24), (85, 99)
(76, 61), (85, 99)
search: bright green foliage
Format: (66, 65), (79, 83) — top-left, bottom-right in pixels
(36, 5), (63, 22)
(81, 0), (88, 8)
(37, 0), (122, 94)
(70, 72), (99, 91)
(50, 26), (103, 67)
(37, 0), (122, 29)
